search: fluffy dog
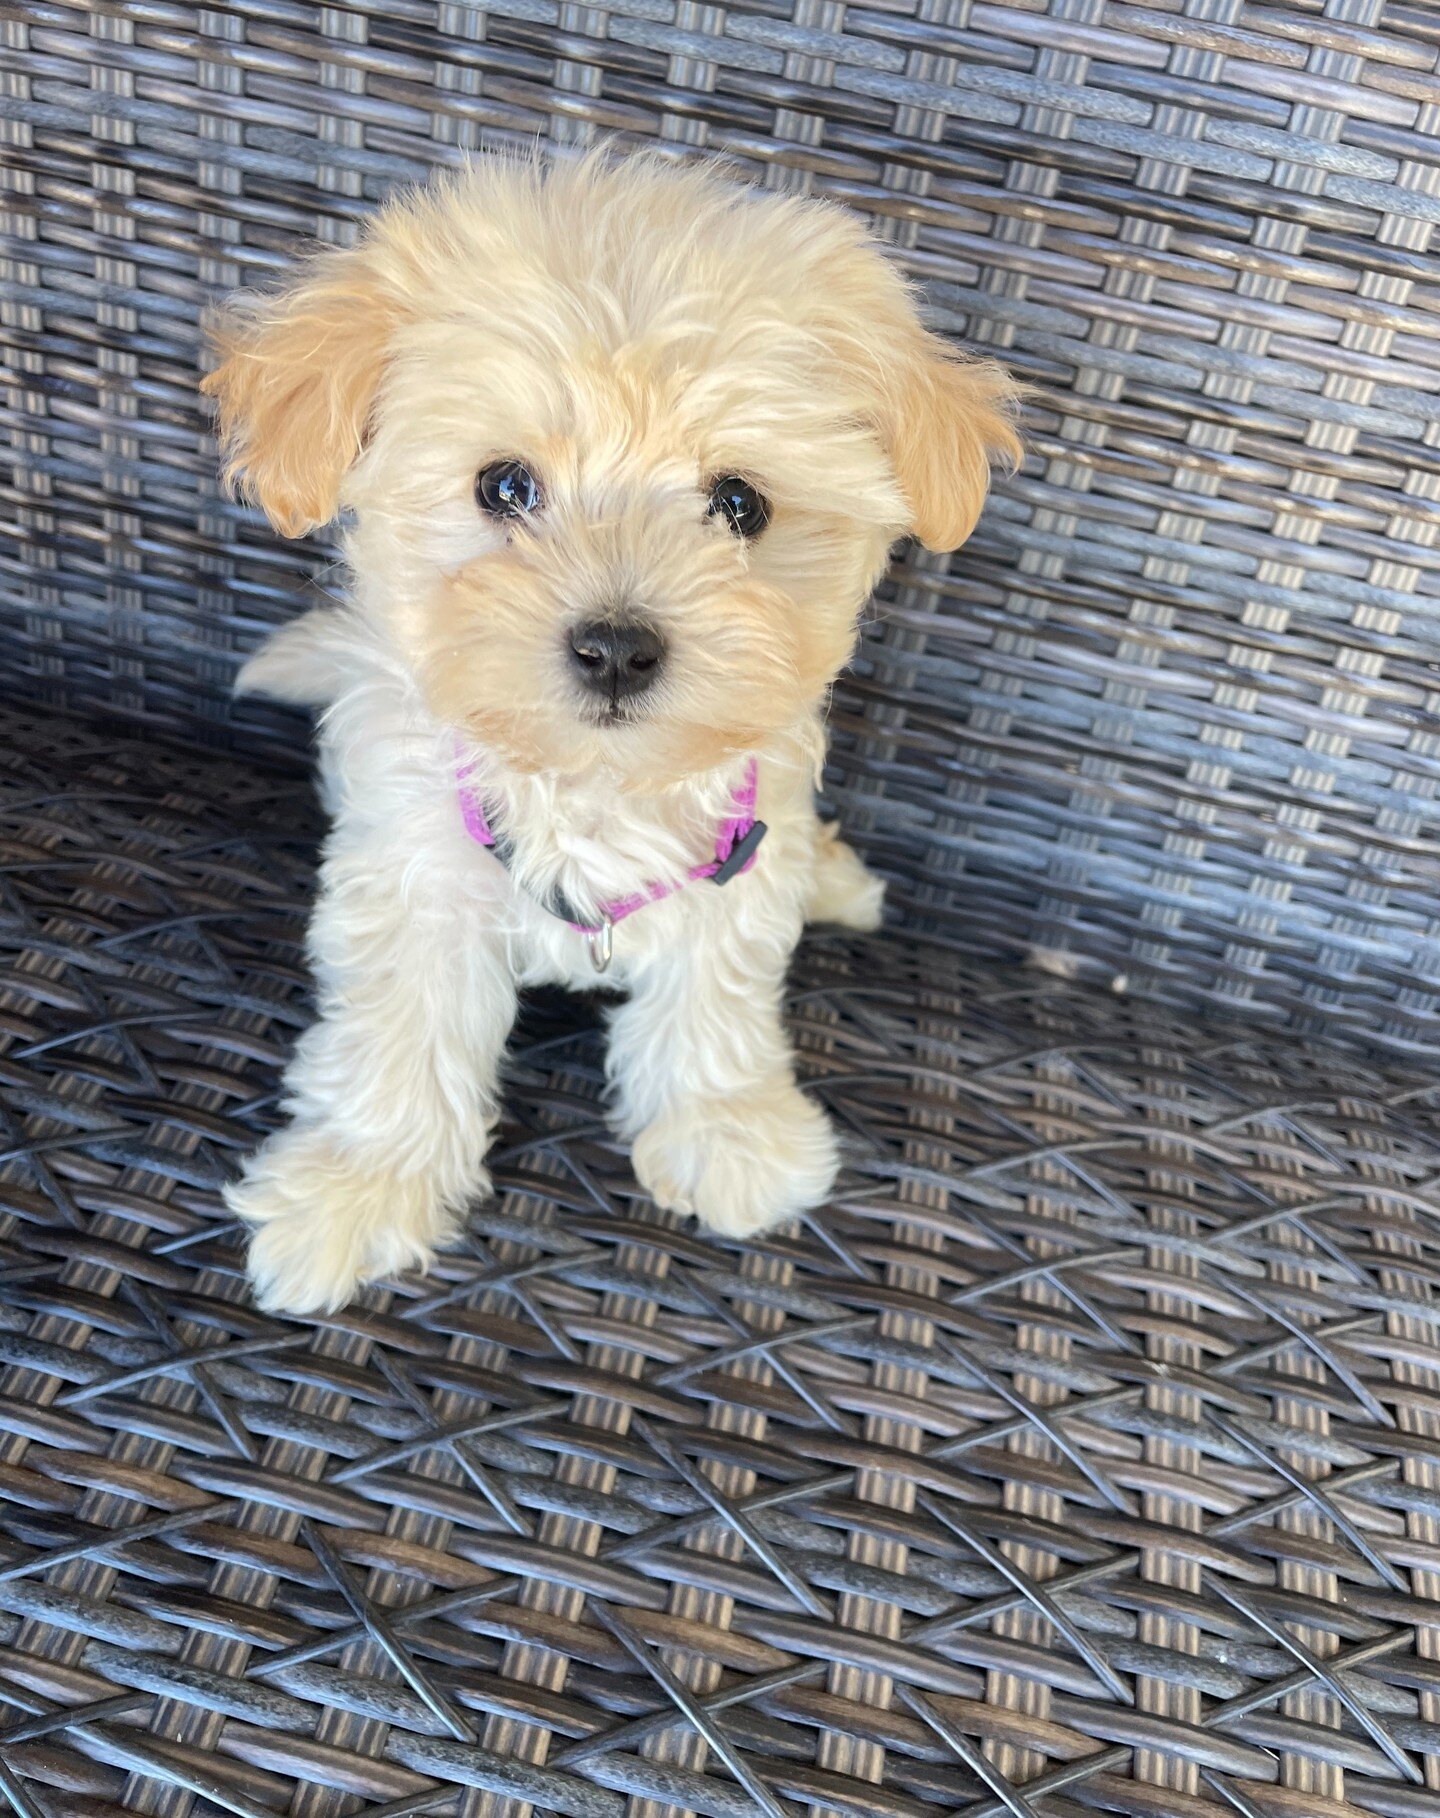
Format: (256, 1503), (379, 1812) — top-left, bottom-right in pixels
(206, 150), (1020, 1313)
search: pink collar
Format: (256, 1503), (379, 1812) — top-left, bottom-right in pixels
(456, 755), (766, 970)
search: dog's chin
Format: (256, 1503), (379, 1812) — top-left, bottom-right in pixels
(458, 696), (782, 789)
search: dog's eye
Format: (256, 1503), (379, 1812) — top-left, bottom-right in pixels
(707, 475), (770, 539)
(476, 459), (542, 520)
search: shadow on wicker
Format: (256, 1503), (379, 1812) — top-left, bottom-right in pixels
(0, 703), (1439, 1818)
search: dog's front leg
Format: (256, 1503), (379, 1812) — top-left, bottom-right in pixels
(609, 914), (839, 1238)
(227, 837), (516, 1312)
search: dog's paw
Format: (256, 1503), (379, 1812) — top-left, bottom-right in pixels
(226, 1128), (475, 1314)
(633, 1084), (839, 1239)
(805, 825), (885, 932)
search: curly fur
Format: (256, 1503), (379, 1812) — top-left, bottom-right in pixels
(206, 149), (1020, 1312)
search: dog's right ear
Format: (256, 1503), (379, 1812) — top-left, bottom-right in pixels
(203, 247), (399, 539)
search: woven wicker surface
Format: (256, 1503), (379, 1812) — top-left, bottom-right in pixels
(4, 2), (1440, 1037)
(0, 704), (1436, 1818)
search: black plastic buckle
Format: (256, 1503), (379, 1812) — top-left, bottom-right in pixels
(712, 820), (767, 886)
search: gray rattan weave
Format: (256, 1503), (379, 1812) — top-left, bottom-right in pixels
(1, 706), (1440, 1818)
(4, 7), (1440, 1818)
(3, 2), (1440, 1038)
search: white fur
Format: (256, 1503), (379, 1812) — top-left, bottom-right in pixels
(227, 605), (878, 1310)
(208, 152), (1016, 1312)
(807, 820), (886, 932)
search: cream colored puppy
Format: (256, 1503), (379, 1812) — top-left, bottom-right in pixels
(207, 150), (1020, 1314)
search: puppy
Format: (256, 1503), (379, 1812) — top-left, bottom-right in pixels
(206, 150), (1020, 1314)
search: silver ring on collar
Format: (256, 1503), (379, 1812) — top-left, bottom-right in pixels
(588, 914), (614, 974)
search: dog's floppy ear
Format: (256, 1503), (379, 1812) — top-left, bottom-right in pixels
(202, 246), (399, 538)
(879, 338), (1022, 553)
(810, 225), (1022, 553)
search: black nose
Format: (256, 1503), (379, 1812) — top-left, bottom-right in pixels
(568, 618), (665, 705)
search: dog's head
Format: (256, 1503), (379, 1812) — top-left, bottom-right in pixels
(206, 153), (1020, 783)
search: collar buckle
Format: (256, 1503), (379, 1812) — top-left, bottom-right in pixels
(711, 819), (767, 886)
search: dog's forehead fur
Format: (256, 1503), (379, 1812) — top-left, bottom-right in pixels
(372, 154), (865, 349)
(365, 158), (890, 483)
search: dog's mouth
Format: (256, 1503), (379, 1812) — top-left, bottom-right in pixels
(575, 695), (653, 730)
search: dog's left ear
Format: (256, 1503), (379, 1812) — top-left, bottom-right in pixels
(810, 223), (1022, 552)
(202, 245), (400, 538)
(878, 338), (1023, 553)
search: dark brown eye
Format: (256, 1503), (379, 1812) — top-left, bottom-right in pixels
(707, 474), (769, 539)
(477, 459), (542, 519)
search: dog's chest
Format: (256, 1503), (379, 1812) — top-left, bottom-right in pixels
(475, 773), (756, 984)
